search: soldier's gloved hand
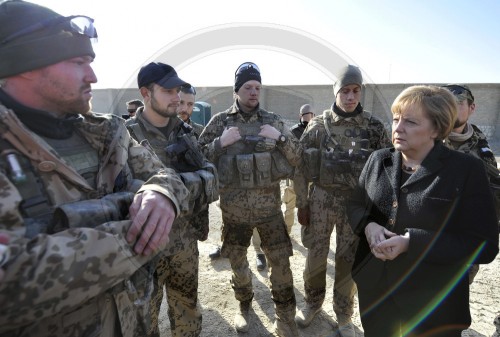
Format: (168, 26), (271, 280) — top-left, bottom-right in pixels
(297, 206), (311, 226)
(127, 190), (176, 256)
(220, 127), (241, 148)
(258, 124), (281, 140)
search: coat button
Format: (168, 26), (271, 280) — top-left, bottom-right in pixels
(392, 201), (398, 208)
(388, 219), (395, 225)
(401, 188), (408, 193)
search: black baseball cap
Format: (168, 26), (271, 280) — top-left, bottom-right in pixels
(137, 62), (190, 89)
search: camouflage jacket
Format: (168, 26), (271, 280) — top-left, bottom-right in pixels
(186, 118), (204, 139)
(446, 124), (499, 183)
(198, 102), (302, 217)
(446, 123), (500, 217)
(0, 104), (189, 336)
(294, 106), (391, 208)
(126, 111), (214, 248)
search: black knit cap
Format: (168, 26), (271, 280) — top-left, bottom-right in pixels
(0, 0), (96, 78)
(234, 62), (261, 93)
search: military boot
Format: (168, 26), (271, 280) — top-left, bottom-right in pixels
(234, 300), (251, 332)
(273, 319), (300, 337)
(294, 301), (322, 328)
(337, 314), (356, 337)
(274, 308), (299, 337)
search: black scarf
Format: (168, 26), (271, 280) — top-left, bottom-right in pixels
(332, 102), (363, 118)
(0, 89), (82, 139)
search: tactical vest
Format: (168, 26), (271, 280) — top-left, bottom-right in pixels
(303, 111), (373, 188)
(127, 122), (218, 215)
(217, 110), (294, 189)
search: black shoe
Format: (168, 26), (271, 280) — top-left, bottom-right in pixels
(256, 253), (267, 271)
(209, 246), (221, 259)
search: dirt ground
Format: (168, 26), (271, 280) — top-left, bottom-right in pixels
(158, 199), (500, 337)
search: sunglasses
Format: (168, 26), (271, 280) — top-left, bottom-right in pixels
(235, 62), (260, 76)
(127, 109), (137, 113)
(442, 84), (474, 101)
(1, 15), (98, 45)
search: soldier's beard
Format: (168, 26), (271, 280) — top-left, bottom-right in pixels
(150, 96), (177, 118)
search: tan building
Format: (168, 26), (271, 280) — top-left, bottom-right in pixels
(92, 83), (500, 153)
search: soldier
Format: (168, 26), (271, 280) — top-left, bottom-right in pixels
(198, 62), (302, 337)
(442, 83), (500, 283)
(290, 103), (315, 140)
(294, 65), (391, 336)
(125, 99), (144, 119)
(0, 1), (189, 336)
(178, 86), (204, 139)
(282, 103), (315, 232)
(126, 62), (218, 337)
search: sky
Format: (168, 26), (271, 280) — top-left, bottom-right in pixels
(30, 0), (500, 89)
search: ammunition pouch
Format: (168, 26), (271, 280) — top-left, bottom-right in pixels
(179, 172), (203, 213)
(179, 166), (219, 215)
(218, 150), (293, 189)
(304, 146), (372, 187)
(318, 149), (350, 186)
(51, 191), (134, 232)
(254, 152), (272, 186)
(349, 148), (372, 177)
(218, 154), (236, 186)
(236, 154), (254, 188)
(303, 148), (320, 181)
(271, 151), (294, 180)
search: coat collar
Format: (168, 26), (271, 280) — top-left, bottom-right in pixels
(383, 141), (450, 190)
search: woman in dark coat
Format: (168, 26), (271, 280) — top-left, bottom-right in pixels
(347, 85), (499, 337)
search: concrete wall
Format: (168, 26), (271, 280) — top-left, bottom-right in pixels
(92, 83), (500, 152)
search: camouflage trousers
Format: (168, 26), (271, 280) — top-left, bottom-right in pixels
(301, 185), (358, 319)
(252, 182), (295, 253)
(220, 211), (296, 319)
(148, 238), (201, 337)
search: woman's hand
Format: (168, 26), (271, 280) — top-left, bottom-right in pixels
(376, 232), (410, 261)
(364, 222), (397, 260)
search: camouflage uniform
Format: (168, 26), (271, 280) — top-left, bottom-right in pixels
(127, 111), (217, 337)
(0, 103), (189, 337)
(446, 123), (500, 283)
(198, 102), (302, 325)
(186, 118), (204, 140)
(294, 106), (390, 320)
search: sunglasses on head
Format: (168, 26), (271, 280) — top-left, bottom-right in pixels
(442, 84), (474, 101)
(1, 15), (98, 45)
(235, 62), (260, 76)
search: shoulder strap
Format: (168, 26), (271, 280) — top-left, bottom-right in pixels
(127, 123), (147, 144)
(322, 110), (339, 147)
(0, 105), (92, 191)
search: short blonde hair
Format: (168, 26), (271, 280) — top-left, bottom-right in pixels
(391, 85), (457, 141)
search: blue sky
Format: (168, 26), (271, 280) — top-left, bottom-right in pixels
(31, 0), (500, 89)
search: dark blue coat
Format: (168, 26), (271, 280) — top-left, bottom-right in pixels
(347, 142), (499, 325)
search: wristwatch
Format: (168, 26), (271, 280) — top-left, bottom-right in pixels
(277, 134), (287, 144)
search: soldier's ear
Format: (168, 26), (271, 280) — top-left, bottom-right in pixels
(469, 102), (476, 116)
(139, 86), (151, 100)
